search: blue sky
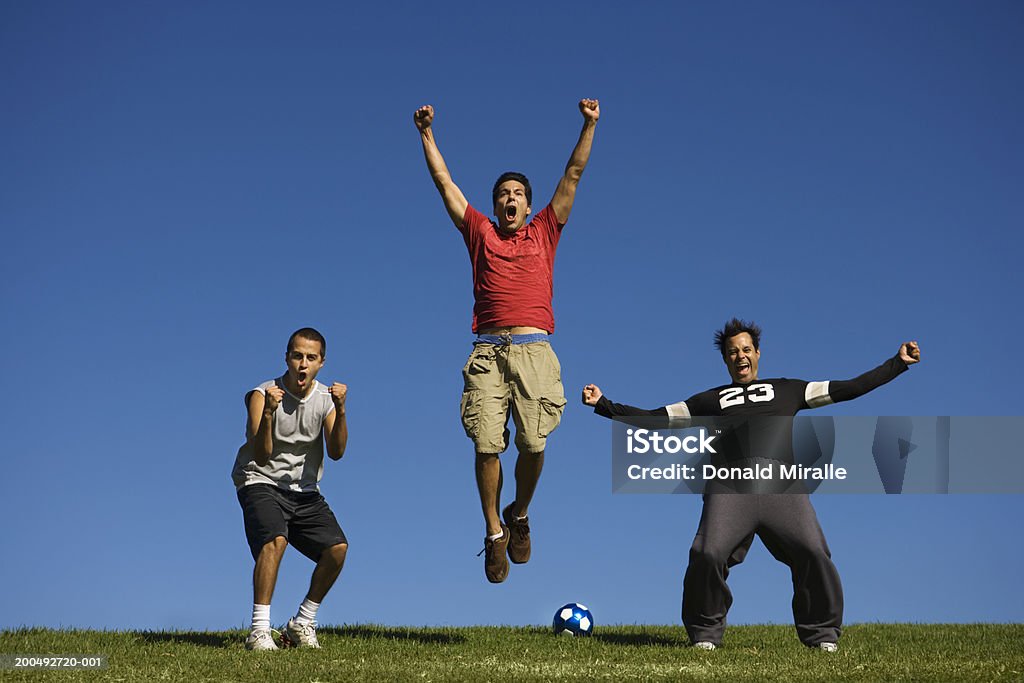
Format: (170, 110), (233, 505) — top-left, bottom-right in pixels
(2, 1), (1022, 631)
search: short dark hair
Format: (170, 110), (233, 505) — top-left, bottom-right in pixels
(492, 171), (532, 208)
(714, 318), (762, 356)
(287, 327), (327, 358)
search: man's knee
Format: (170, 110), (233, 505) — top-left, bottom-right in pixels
(689, 540), (733, 569)
(322, 542), (347, 567)
(800, 541), (832, 565)
(259, 535), (287, 558)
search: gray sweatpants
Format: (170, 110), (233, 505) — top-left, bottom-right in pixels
(682, 493), (843, 646)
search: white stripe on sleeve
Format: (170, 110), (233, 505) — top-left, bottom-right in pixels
(665, 401), (691, 419)
(805, 381), (833, 408)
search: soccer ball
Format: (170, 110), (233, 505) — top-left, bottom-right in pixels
(552, 603), (594, 637)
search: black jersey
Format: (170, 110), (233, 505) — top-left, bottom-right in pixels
(595, 354), (909, 477)
(595, 354), (908, 420)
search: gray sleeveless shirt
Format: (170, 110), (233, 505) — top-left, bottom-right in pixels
(231, 378), (335, 492)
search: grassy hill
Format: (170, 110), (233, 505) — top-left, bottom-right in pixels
(2, 624), (1021, 682)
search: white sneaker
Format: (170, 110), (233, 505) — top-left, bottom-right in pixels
(245, 629), (279, 651)
(817, 642), (838, 652)
(283, 617), (321, 649)
(692, 641), (717, 650)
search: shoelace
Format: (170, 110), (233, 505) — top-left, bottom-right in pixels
(298, 624), (319, 646)
(251, 629), (279, 642)
(247, 629), (281, 648)
(510, 517), (530, 539)
(476, 533), (503, 557)
(286, 621), (319, 647)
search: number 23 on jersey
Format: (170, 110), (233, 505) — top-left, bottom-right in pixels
(719, 383), (775, 409)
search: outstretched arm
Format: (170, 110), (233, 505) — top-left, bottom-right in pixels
(805, 341), (921, 408)
(551, 99), (600, 224)
(583, 383), (669, 418)
(414, 104), (469, 229)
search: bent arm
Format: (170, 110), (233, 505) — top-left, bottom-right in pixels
(323, 408), (348, 461)
(551, 99), (599, 224)
(246, 391), (275, 467)
(415, 106), (469, 228)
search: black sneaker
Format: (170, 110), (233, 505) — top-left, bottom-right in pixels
(502, 504), (531, 564)
(477, 524), (510, 583)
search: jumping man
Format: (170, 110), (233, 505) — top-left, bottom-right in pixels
(414, 99), (599, 582)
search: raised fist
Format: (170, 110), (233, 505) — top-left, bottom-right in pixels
(264, 386), (285, 412)
(581, 383), (603, 406)
(414, 105), (434, 131)
(579, 99), (600, 122)
(329, 382), (348, 409)
(899, 341), (921, 365)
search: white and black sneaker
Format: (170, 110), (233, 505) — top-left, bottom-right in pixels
(244, 629), (279, 651)
(692, 641), (717, 650)
(283, 617), (321, 649)
(817, 642), (838, 653)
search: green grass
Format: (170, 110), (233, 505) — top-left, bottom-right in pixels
(2, 624), (1022, 682)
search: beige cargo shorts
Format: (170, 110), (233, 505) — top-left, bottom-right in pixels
(459, 340), (567, 454)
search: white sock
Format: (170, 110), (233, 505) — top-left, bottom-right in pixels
(251, 604), (271, 632)
(294, 598), (320, 625)
(487, 531), (503, 542)
(509, 503), (527, 521)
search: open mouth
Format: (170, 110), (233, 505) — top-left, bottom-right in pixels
(505, 205), (517, 222)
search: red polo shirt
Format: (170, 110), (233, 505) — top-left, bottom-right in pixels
(459, 204), (564, 333)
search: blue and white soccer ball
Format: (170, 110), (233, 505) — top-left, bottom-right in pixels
(552, 603), (594, 637)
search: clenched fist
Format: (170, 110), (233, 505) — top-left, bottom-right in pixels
(414, 105), (434, 131)
(899, 341), (921, 365)
(329, 382), (348, 410)
(579, 99), (600, 123)
(264, 386), (285, 412)
(581, 383), (603, 406)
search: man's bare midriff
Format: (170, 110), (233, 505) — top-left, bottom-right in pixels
(478, 326), (549, 335)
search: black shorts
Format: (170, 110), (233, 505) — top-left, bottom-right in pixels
(237, 483), (347, 562)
